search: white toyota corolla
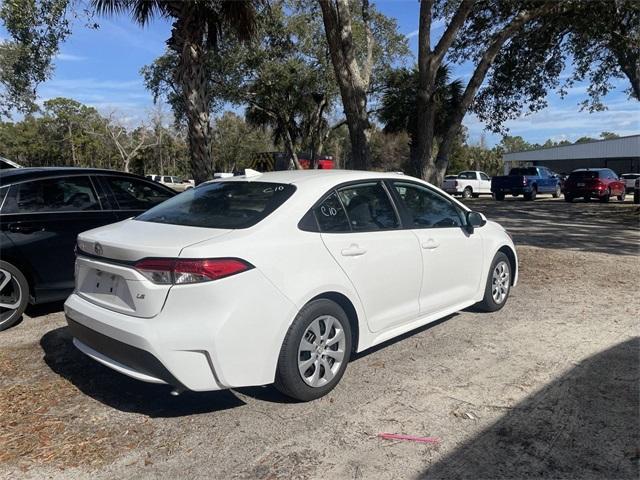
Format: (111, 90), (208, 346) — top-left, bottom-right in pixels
(65, 170), (517, 401)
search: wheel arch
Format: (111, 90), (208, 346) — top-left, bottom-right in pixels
(497, 245), (517, 286)
(308, 291), (360, 353)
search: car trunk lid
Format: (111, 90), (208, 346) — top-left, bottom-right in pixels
(75, 219), (232, 317)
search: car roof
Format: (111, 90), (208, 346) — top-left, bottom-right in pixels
(218, 169), (410, 189)
(0, 167), (154, 187)
(572, 168), (608, 172)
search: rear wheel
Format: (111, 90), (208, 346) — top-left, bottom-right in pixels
(600, 189), (611, 202)
(275, 299), (352, 401)
(564, 194), (573, 203)
(0, 261), (29, 332)
(494, 192), (505, 201)
(476, 252), (511, 312)
(462, 187), (472, 199)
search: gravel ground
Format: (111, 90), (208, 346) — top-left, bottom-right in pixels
(1, 197), (638, 480)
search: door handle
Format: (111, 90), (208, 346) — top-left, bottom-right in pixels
(422, 239), (440, 250)
(341, 244), (367, 257)
(8, 224), (42, 234)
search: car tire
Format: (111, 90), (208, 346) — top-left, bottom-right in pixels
(494, 192), (505, 201)
(584, 195), (591, 202)
(552, 185), (561, 198)
(275, 299), (352, 401)
(564, 194), (574, 202)
(475, 252), (512, 313)
(600, 189), (611, 203)
(462, 187), (472, 199)
(617, 191), (626, 202)
(0, 261), (29, 332)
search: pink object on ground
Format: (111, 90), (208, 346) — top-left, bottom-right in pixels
(377, 433), (440, 444)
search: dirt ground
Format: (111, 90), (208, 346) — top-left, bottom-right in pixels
(1, 196), (639, 480)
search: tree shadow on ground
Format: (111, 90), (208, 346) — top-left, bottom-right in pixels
(40, 326), (245, 418)
(419, 337), (640, 480)
(467, 198), (639, 256)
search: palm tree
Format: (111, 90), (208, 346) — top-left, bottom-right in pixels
(378, 64), (463, 176)
(92, 0), (258, 184)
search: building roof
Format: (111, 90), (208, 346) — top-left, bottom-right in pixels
(503, 134), (640, 162)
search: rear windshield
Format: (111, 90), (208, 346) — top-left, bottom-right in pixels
(509, 168), (538, 176)
(621, 173), (640, 179)
(569, 171), (599, 179)
(136, 181), (296, 229)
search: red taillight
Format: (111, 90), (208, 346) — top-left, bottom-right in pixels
(134, 258), (253, 285)
(522, 178), (528, 185)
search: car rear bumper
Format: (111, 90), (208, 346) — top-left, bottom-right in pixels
(64, 268), (297, 392)
(565, 189), (607, 197)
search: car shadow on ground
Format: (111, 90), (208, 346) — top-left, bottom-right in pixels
(467, 198), (639, 256)
(40, 326), (246, 418)
(419, 337), (640, 480)
(25, 300), (65, 318)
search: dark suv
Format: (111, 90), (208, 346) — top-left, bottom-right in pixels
(0, 168), (175, 331)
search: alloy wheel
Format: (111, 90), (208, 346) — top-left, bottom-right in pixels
(298, 315), (346, 388)
(491, 261), (510, 304)
(0, 268), (23, 325)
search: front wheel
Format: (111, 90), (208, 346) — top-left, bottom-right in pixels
(617, 191), (626, 202)
(275, 299), (352, 401)
(462, 187), (473, 199)
(552, 185), (561, 198)
(0, 261), (29, 332)
(475, 252), (512, 312)
(494, 192), (505, 201)
(599, 189), (611, 202)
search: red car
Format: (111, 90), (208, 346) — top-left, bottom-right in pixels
(564, 168), (626, 203)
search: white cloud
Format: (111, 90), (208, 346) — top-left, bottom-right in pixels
(55, 53), (86, 62)
(406, 30), (419, 39)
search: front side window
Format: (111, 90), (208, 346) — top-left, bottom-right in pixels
(103, 176), (173, 210)
(480, 172), (490, 181)
(137, 181), (296, 229)
(393, 181), (464, 228)
(2, 176), (99, 214)
(314, 191), (350, 232)
(337, 182), (399, 231)
(163, 176), (172, 183)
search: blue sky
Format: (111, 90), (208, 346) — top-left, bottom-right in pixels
(2, 1), (639, 146)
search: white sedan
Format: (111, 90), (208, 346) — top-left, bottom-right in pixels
(64, 170), (517, 401)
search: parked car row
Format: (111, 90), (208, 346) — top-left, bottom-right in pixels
(1, 167), (517, 402)
(444, 167), (636, 203)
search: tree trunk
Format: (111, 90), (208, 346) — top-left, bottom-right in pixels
(171, 7), (213, 185)
(413, 0), (474, 182)
(319, 0), (373, 171)
(67, 122), (77, 166)
(432, 5), (556, 183)
(281, 118), (303, 170)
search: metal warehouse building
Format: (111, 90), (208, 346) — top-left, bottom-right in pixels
(502, 134), (640, 175)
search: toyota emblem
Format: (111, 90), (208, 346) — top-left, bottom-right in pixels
(94, 242), (103, 256)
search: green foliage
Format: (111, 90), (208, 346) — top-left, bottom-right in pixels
(0, 0), (72, 117)
(211, 111), (274, 172)
(462, 0), (639, 132)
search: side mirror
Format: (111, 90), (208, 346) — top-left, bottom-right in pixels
(466, 211), (486, 233)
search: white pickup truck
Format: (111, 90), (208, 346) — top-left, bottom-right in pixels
(442, 170), (492, 198)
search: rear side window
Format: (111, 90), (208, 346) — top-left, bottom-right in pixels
(313, 191), (350, 232)
(337, 182), (399, 231)
(510, 167), (538, 176)
(136, 181), (296, 229)
(458, 172), (475, 179)
(569, 171), (598, 180)
(1, 176), (99, 213)
(103, 176), (173, 210)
